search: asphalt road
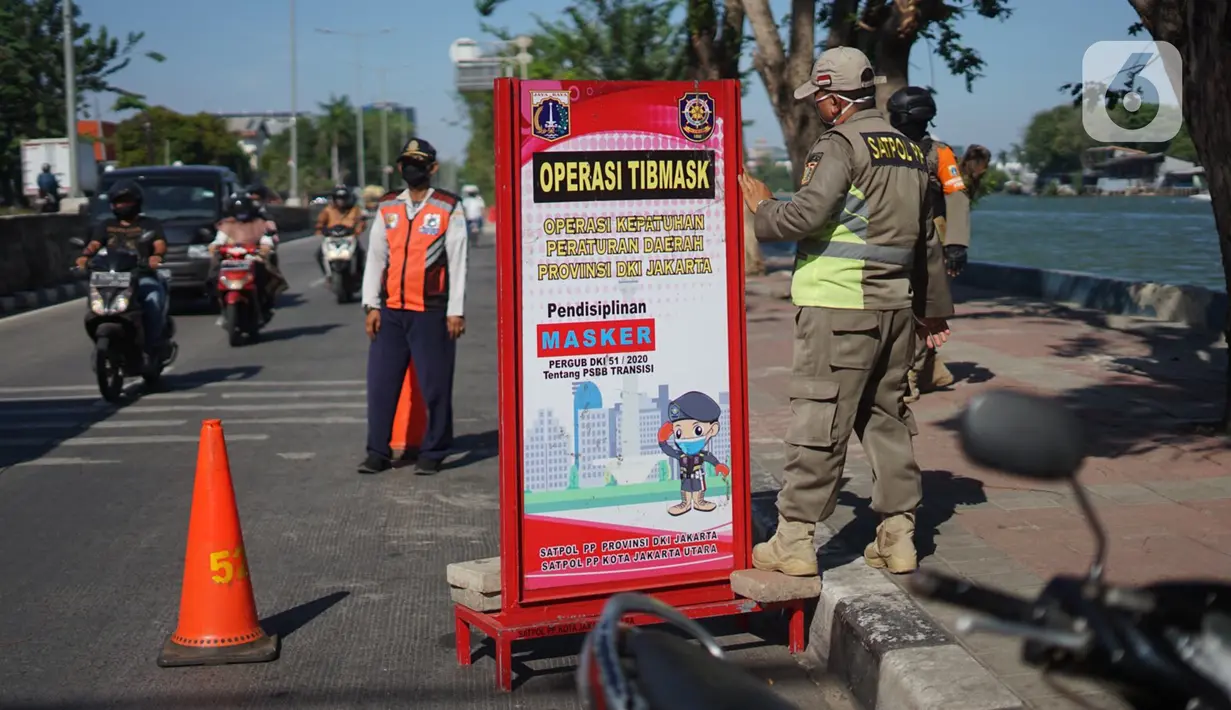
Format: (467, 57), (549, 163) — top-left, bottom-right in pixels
(0, 234), (851, 709)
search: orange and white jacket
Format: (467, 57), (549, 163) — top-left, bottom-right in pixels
(361, 187), (468, 317)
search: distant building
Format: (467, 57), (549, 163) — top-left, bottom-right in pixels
(1083, 145), (1198, 193)
(77, 120), (117, 162)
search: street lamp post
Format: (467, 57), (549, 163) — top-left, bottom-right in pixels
(316, 26), (391, 188)
(62, 0), (80, 199)
(289, 0), (299, 205)
(373, 64), (417, 191)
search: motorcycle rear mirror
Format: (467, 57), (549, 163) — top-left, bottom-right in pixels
(959, 389), (1109, 587)
(69, 237), (85, 248)
(958, 389), (1085, 481)
(197, 227), (213, 241)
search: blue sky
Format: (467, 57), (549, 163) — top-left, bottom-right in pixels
(76, 0), (1146, 162)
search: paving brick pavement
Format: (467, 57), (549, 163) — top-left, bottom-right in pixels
(744, 269), (1231, 710)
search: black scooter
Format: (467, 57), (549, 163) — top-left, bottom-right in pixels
(577, 390), (1231, 710)
(70, 236), (178, 402)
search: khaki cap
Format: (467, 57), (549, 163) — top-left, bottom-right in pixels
(794, 47), (877, 100)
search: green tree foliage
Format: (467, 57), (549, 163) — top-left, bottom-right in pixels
(749, 160), (795, 193)
(258, 95), (416, 198)
(459, 0), (694, 203)
(1021, 102), (1199, 175)
(0, 0), (164, 202)
(114, 107), (248, 178)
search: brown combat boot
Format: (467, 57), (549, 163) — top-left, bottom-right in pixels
(752, 516), (818, 577)
(692, 491), (716, 512)
(863, 512), (918, 574)
(668, 491), (691, 516)
(904, 368), (921, 403)
(920, 352), (955, 392)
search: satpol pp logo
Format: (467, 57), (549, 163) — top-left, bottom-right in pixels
(1081, 41), (1183, 143)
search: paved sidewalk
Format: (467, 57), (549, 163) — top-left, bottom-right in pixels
(744, 268), (1231, 710)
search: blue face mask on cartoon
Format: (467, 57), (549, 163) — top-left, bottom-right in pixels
(676, 437), (707, 455)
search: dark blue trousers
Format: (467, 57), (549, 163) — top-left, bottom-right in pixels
(366, 308), (456, 462)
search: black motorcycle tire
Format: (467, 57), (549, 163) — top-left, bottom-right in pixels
(226, 302), (244, 347)
(94, 338), (125, 403)
(334, 276), (350, 304)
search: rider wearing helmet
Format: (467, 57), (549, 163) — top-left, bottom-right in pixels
(460, 185), (486, 244)
(211, 194), (284, 322)
(314, 184), (366, 276)
(887, 86), (968, 400)
(75, 180), (170, 358)
(37, 163), (61, 212)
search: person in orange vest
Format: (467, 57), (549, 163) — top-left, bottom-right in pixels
(358, 138), (468, 475)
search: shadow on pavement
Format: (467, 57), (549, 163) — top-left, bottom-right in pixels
(259, 323), (341, 343)
(819, 470), (988, 569)
(938, 293), (1231, 459)
(447, 430), (499, 469)
(260, 590), (349, 640)
(945, 360), (995, 385)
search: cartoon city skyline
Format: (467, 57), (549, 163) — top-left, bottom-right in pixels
(522, 378), (732, 493)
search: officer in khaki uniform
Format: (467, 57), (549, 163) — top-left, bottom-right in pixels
(887, 87), (971, 401)
(737, 47), (953, 577)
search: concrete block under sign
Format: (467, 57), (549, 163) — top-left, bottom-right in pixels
(446, 557), (501, 594)
(730, 568), (821, 603)
(451, 586), (502, 613)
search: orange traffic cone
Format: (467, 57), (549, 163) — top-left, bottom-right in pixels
(158, 420), (279, 667)
(390, 362), (428, 459)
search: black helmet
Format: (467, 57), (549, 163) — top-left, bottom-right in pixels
(887, 87), (936, 141)
(331, 185), (354, 208)
(108, 179), (144, 220)
(227, 194), (258, 221)
(246, 184), (270, 201)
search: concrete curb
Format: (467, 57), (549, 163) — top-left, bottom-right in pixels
(750, 492), (1024, 710)
(0, 281), (87, 318)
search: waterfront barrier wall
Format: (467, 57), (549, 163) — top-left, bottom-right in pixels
(960, 261), (1227, 335)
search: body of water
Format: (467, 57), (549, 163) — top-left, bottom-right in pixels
(760, 193), (1222, 291)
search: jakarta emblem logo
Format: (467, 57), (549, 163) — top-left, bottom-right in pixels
(530, 91), (571, 142)
(678, 92), (715, 143)
(421, 213), (442, 236)
(383, 211), (399, 229)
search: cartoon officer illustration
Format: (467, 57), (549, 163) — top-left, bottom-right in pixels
(657, 391), (730, 516)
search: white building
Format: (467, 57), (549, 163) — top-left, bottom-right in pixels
(524, 408), (572, 492)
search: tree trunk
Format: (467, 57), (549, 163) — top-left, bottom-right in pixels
(1128, 0), (1231, 428)
(746, 0), (821, 185)
(874, 35), (912, 109)
(330, 140), (340, 184)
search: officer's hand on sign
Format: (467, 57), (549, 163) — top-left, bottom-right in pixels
(447, 316), (466, 340)
(737, 173), (773, 213)
(917, 317), (951, 350)
(944, 245), (967, 278)
(365, 309), (381, 341)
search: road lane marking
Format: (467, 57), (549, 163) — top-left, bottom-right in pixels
(225, 417), (367, 424)
(1, 419), (189, 430)
(310, 277), (326, 287)
(0, 385), (97, 394)
(0, 434), (269, 446)
(220, 391), (364, 399)
(9, 457), (122, 467)
(0, 402), (367, 418)
(277, 452), (316, 460)
(202, 379), (366, 387)
(0, 392), (203, 404)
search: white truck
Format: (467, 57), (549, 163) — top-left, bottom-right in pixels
(21, 137), (99, 200)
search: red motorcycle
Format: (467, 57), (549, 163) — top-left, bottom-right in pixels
(217, 244), (265, 347)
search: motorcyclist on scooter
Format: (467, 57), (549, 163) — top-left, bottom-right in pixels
(314, 184), (366, 276)
(210, 194), (285, 323)
(461, 185), (485, 243)
(74, 180), (170, 360)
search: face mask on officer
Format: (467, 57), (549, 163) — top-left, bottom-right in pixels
(674, 421), (715, 455)
(400, 160), (432, 189)
(816, 92), (857, 128)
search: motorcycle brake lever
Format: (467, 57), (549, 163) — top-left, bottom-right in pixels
(957, 614), (1093, 653)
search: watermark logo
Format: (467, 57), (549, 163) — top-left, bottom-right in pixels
(1081, 40), (1183, 143)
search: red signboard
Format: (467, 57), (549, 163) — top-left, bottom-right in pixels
(493, 78), (751, 609)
